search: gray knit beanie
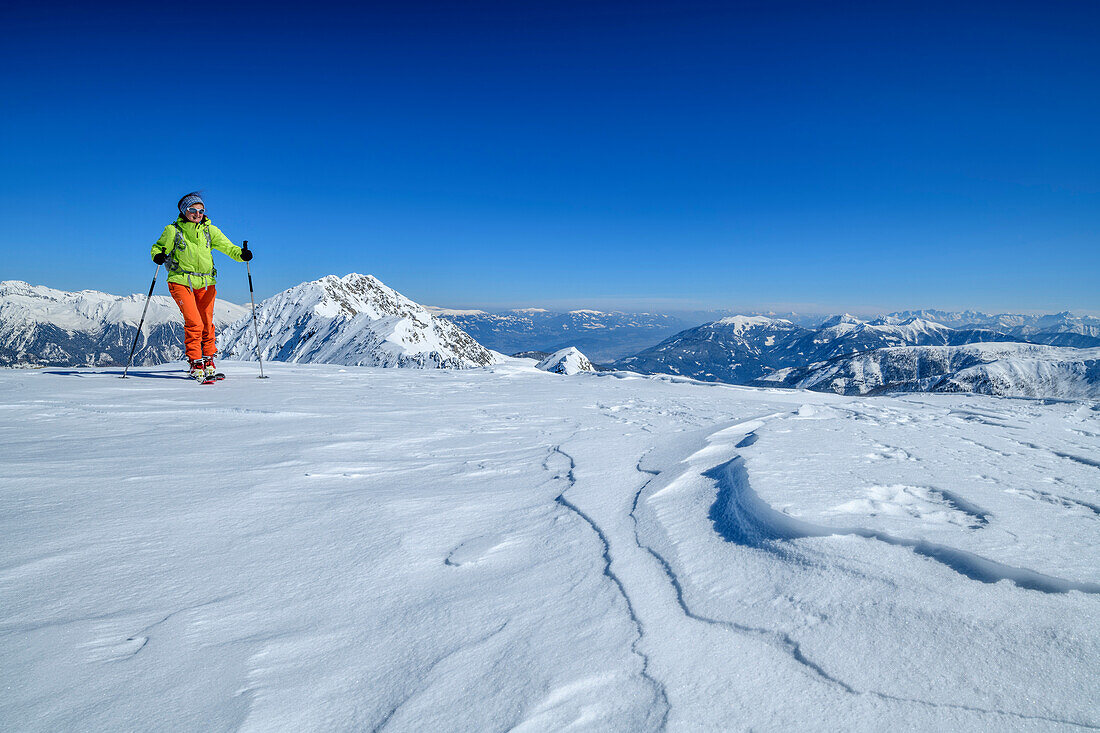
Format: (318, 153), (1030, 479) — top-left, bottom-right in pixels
(178, 193), (204, 213)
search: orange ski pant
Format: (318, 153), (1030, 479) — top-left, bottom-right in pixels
(169, 283), (218, 361)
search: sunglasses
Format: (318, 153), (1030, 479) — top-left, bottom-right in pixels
(185, 207), (205, 215)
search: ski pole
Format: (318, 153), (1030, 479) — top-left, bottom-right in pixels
(121, 263), (161, 379)
(243, 241), (268, 379)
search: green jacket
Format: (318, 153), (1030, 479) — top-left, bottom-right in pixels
(151, 216), (245, 289)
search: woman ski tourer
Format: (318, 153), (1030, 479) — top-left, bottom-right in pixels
(150, 192), (252, 382)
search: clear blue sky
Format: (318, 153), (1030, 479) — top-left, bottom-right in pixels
(2, 1), (1097, 314)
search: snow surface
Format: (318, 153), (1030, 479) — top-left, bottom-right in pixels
(1, 362), (1098, 730)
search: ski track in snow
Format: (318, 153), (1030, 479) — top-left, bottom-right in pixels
(548, 443), (671, 731)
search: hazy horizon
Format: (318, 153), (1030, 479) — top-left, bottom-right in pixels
(7, 274), (1099, 322)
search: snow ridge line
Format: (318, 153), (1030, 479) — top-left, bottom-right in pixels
(635, 429), (1100, 729)
(548, 445), (670, 731)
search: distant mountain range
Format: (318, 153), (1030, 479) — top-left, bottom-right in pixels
(0, 280), (247, 367)
(4, 277), (1097, 399)
(432, 306), (1100, 362)
(611, 312), (1100, 398)
(882, 310), (1100, 347)
(2, 276), (497, 371)
(428, 307), (691, 362)
(761, 343), (1100, 399)
(613, 314), (1023, 383)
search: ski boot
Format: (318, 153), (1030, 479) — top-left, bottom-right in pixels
(189, 358), (211, 383)
(203, 356), (225, 381)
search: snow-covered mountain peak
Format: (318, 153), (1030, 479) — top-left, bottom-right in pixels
(536, 347), (595, 375)
(1, 280), (248, 367)
(219, 273), (499, 369)
(713, 315), (793, 333)
(1, 280), (47, 297)
(286, 273), (424, 322)
(819, 313), (864, 328)
(886, 317), (952, 336)
(1, 280), (178, 330)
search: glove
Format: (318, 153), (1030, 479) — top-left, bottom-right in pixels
(153, 252), (166, 265)
(240, 245), (253, 262)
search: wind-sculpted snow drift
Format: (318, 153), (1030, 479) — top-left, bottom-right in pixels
(707, 454), (1100, 594)
(219, 273), (499, 368)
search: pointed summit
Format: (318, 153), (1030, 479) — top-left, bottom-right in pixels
(819, 313), (864, 328)
(712, 315), (793, 334)
(219, 274), (499, 368)
(537, 347), (595, 375)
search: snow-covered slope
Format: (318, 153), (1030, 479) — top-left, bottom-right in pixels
(614, 316), (810, 383)
(615, 313), (1028, 390)
(761, 342), (1100, 398)
(536, 346), (595, 375)
(775, 315), (1018, 364)
(0, 280), (247, 367)
(219, 273), (499, 368)
(2, 362), (1097, 730)
(885, 309), (1100, 347)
